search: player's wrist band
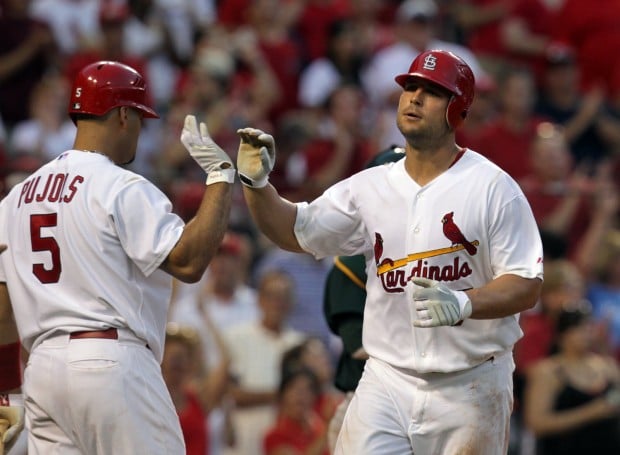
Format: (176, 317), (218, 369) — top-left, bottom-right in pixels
(206, 168), (236, 185)
(453, 290), (473, 320)
(0, 393), (23, 407)
(0, 342), (22, 391)
(238, 172), (268, 188)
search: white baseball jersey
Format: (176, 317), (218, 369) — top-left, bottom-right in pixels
(0, 150), (184, 362)
(295, 149), (544, 373)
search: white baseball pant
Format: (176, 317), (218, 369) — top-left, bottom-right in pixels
(334, 353), (514, 454)
(23, 330), (185, 454)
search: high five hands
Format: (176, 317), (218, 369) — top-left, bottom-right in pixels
(180, 115), (235, 185)
(236, 127), (275, 188)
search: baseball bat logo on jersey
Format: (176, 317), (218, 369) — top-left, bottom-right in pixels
(374, 213), (479, 293)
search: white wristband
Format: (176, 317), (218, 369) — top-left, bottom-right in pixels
(206, 168), (236, 185)
(453, 290), (473, 320)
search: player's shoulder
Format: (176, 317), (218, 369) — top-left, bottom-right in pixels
(351, 156), (404, 181)
(461, 149), (528, 198)
(461, 149), (516, 180)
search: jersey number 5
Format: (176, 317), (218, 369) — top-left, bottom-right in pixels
(30, 213), (61, 283)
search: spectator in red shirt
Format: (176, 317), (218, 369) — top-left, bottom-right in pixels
(500, 0), (568, 84)
(474, 66), (548, 180)
(518, 123), (618, 261)
(553, 0), (620, 97)
(452, 0), (514, 77)
(263, 367), (330, 455)
(243, 0), (306, 123)
(162, 322), (232, 455)
(281, 337), (344, 424)
(295, 84), (378, 201)
(455, 72), (498, 150)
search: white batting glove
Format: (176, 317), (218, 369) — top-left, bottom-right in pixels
(236, 127), (275, 188)
(0, 393), (25, 453)
(180, 115), (235, 185)
(411, 277), (472, 327)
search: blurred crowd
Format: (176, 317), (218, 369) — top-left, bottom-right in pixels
(2, 0), (620, 454)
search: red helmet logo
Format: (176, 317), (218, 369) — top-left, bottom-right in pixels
(395, 50), (475, 129)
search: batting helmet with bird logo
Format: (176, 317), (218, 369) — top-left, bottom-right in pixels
(394, 49), (475, 129)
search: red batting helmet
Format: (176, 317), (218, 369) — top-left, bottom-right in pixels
(68, 61), (159, 121)
(395, 49), (475, 129)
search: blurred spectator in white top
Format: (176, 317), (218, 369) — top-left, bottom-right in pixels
(121, 0), (189, 110)
(30, 0), (101, 57)
(169, 230), (259, 455)
(9, 73), (75, 160)
(254, 243), (337, 360)
(170, 230), (259, 368)
(224, 270), (305, 455)
(298, 18), (369, 110)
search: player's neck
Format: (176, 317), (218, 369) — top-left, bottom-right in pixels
(404, 144), (462, 186)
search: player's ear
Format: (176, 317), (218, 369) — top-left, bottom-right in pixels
(117, 106), (130, 129)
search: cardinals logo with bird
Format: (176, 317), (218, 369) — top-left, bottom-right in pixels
(442, 212), (477, 255)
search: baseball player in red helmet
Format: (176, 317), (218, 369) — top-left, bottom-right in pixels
(0, 60), (235, 453)
(236, 49), (544, 454)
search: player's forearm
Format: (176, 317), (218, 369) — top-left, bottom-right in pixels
(465, 274), (541, 319)
(242, 184), (304, 252)
(229, 386), (276, 408)
(162, 183), (232, 282)
(526, 397), (618, 436)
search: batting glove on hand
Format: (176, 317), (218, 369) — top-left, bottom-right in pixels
(0, 394), (25, 453)
(181, 115), (235, 185)
(411, 277), (472, 327)
(236, 127), (275, 188)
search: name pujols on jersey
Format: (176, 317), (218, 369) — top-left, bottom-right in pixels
(18, 173), (84, 207)
(374, 212), (479, 293)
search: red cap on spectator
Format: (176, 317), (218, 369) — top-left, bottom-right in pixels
(218, 232), (242, 256)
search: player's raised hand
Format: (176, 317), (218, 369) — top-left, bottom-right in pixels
(180, 115), (235, 185)
(411, 277), (472, 327)
(236, 127), (275, 188)
(0, 394), (25, 454)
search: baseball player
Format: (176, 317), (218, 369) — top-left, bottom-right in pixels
(236, 49), (544, 454)
(0, 61), (235, 454)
